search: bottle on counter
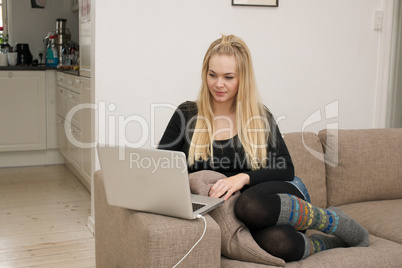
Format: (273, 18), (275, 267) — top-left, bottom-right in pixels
(46, 35), (59, 67)
(62, 46), (70, 65)
(69, 43), (78, 65)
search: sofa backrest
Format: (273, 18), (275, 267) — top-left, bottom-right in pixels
(319, 128), (402, 207)
(284, 132), (327, 208)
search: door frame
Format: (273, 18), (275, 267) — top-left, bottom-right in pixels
(386, 0), (402, 128)
(373, 0), (397, 128)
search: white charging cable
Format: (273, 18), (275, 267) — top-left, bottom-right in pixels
(172, 214), (207, 268)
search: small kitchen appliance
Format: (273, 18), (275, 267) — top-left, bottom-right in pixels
(44, 18), (71, 64)
(15, 43), (33, 66)
(55, 18), (71, 63)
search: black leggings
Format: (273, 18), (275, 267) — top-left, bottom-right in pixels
(234, 181), (306, 262)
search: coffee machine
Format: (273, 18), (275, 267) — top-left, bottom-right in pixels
(55, 18), (71, 63)
(44, 18), (71, 63)
(15, 43), (33, 66)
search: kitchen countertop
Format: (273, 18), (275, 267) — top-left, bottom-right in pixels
(0, 65), (56, 71)
(0, 65), (80, 76)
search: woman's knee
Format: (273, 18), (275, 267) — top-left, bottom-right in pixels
(234, 190), (281, 228)
(252, 225), (305, 262)
(233, 191), (253, 222)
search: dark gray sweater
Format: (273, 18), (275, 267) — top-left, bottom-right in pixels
(158, 101), (294, 189)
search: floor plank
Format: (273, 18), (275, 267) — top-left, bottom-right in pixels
(0, 165), (95, 268)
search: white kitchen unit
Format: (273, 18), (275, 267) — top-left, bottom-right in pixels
(79, 0), (95, 235)
(56, 71), (93, 191)
(0, 71), (46, 151)
(0, 70), (63, 167)
(79, 0), (92, 78)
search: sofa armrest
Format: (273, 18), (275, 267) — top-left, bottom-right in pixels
(94, 170), (221, 268)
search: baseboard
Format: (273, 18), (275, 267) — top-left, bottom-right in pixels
(0, 149), (64, 168)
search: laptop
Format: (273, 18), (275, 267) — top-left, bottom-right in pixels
(97, 146), (224, 220)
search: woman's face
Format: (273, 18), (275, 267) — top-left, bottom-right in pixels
(207, 54), (239, 109)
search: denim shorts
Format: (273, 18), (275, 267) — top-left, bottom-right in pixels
(285, 176), (311, 203)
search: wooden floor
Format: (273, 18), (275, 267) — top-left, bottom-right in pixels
(0, 165), (95, 268)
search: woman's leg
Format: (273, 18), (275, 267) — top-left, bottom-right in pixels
(251, 225), (305, 262)
(276, 194), (369, 247)
(251, 225), (347, 261)
(234, 181), (307, 261)
(234, 181), (368, 261)
(234, 181), (304, 229)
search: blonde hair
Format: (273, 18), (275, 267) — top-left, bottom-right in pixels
(188, 34), (275, 170)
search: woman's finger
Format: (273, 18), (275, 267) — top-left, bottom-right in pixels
(222, 189), (235, 201)
(209, 180), (228, 198)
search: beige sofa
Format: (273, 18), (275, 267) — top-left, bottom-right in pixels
(95, 128), (402, 267)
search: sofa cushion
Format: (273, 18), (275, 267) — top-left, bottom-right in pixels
(339, 199), (402, 244)
(319, 128), (402, 207)
(189, 170), (286, 267)
(284, 132), (327, 208)
(221, 235), (402, 268)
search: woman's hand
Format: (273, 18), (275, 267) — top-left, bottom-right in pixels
(208, 173), (250, 201)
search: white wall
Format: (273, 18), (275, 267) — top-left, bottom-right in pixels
(95, 0), (392, 148)
(8, 0), (78, 60)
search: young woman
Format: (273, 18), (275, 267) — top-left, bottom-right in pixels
(158, 34), (369, 262)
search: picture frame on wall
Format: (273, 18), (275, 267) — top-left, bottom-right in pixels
(31, 0), (46, 9)
(232, 0), (278, 7)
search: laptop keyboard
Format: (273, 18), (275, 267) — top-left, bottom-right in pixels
(192, 202), (206, 212)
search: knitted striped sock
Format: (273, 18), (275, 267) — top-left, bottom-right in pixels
(277, 194), (369, 247)
(300, 232), (346, 259)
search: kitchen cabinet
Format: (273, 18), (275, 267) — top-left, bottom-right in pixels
(0, 70), (63, 168)
(57, 115), (68, 156)
(56, 71), (93, 190)
(0, 71), (46, 152)
(80, 0), (91, 23)
(80, 77), (93, 182)
(79, 0), (92, 78)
